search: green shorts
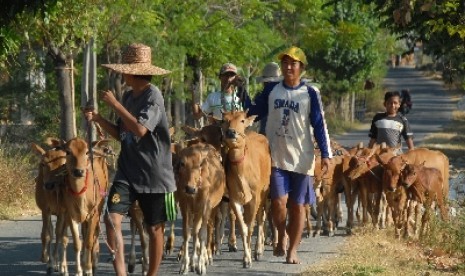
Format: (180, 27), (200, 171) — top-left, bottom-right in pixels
(107, 181), (177, 226)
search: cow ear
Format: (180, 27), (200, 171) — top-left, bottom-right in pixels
(31, 143), (46, 156)
(245, 115), (257, 128)
(92, 139), (110, 149)
(45, 137), (63, 148)
(380, 142), (387, 149)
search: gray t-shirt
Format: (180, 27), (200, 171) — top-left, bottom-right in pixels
(114, 84), (176, 194)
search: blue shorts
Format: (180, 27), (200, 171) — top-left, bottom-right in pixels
(270, 167), (315, 205)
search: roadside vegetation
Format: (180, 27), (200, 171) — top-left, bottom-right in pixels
(0, 142), (37, 219)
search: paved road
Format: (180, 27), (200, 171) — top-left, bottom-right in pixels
(0, 66), (457, 275)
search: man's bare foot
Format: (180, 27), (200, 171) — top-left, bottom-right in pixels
(285, 250), (301, 264)
(273, 235), (287, 257)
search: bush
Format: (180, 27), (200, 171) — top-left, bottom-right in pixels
(0, 141), (37, 219)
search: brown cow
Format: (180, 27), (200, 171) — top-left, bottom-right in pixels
(347, 145), (386, 229)
(221, 110), (271, 268)
(400, 162), (448, 237)
(31, 139), (69, 275)
(182, 124), (238, 252)
(175, 142), (226, 274)
(313, 155), (342, 237)
(63, 137), (110, 276)
(376, 147), (449, 238)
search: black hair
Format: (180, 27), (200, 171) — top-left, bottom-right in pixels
(384, 91), (401, 102)
(133, 75), (153, 81)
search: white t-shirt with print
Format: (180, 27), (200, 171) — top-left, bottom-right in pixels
(200, 91), (243, 119)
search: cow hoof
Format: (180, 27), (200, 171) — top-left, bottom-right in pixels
(243, 260), (251, 268)
(228, 245), (237, 252)
(128, 264), (135, 273)
(254, 252), (262, 261)
(346, 228), (352, 235)
(46, 267), (53, 275)
(305, 232), (310, 238)
(328, 231), (335, 237)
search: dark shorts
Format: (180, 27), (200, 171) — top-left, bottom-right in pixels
(106, 181), (177, 226)
(270, 167), (314, 205)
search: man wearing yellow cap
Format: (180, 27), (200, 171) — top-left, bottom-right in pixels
(247, 46), (331, 264)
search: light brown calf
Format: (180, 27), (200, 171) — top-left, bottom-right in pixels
(32, 139), (68, 275)
(182, 124), (238, 252)
(63, 138), (109, 276)
(175, 142), (226, 274)
(221, 111), (271, 268)
(400, 162), (448, 237)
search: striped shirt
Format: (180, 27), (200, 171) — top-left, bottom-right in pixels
(369, 112), (413, 148)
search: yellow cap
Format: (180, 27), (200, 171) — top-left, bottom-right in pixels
(277, 46), (307, 65)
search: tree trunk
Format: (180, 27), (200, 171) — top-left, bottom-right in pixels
(49, 46), (74, 141)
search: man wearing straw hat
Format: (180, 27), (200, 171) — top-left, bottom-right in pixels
(247, 46), (331, 264)
(84, 43), (176, 276)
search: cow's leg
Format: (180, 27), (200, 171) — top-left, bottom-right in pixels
(304, 204), (312, 238)
(197, 206), (213, 275)
(378, 193), (387, 229)
(165, 221), (175, 256)
(40, 212), (54, 274)
(313, 200), (323, 237)
(228, 204), (237, 252)
(179, 208), (191, 275)
(372, 191), (382, 230)
(191, 210), (204, 274)
(419, 198), (431, 238)
(55, 214), (68, 275)
(68, 219), (83, 276)
(344, 181), (356, 233)
(414, 202), (423, 239)
(128, 217), (137, 273)
(215, 201), (228, 255)
(359, 186), (369, 226)
(254, 195), (266, 261)
(327, 192), (336, 237)
(336, 192), (343, 228)
(231, 201), (252, 268)
(81, 218), (98, 276)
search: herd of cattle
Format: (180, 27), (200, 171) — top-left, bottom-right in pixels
(31, 110), (450, 275)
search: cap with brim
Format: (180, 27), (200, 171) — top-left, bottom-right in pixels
(277, 46), (308, 66)
(101, 43), (171, 76)
(219, 63), (237, 76)
(256, 62), (282, 83)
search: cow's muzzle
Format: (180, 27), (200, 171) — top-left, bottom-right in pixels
(44, 181), (56, 190)
(73, 169), (85, 178)
(225, 129), (237, 139)
(185, 185), (197, 195)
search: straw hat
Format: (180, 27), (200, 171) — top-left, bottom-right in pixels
(102, 43), (171, 76)
(256, 62), (282, 83)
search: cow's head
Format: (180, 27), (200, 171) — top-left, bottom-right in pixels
(182, 124), (223, 152)
(176, 143), (215, 195)
(377, 155), (408, 192)
(400, 161), (424, 188)
(31, 138), (66, 190)
(347, 146), (379, 180)
(64, 138), (89, 179)
(221, 110), (256, 149)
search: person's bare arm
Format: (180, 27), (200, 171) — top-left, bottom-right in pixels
(192, 103), (204, 120)
(406, 137), (414, 151)
(101, 90), (148, 138)
(83, 110), (120, 140)
(368, 138), (376, 148)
